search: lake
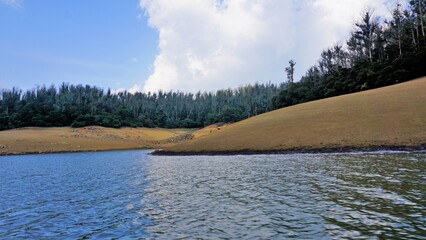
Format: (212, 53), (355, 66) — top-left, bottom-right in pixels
(0, 150), (425, 239)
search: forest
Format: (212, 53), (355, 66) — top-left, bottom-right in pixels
(273, 0), (426, 108)
(1, 1), (425, 130)
(0, 83), (283, 130)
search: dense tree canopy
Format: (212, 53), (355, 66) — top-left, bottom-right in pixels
(272, 2), (426, 109)
(0, 82), (283, 130)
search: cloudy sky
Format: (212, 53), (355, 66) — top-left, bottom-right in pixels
(0, 0), (394, 93)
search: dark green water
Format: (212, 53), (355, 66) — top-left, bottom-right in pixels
(0, 151), (425, 239)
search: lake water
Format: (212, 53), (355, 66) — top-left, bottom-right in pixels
(0, 151), (425, 239)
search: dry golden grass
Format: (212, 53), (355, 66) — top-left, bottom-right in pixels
(0, 126), (195, 155)
(164, 77), (426, 154)
(191, 123), (230, 139)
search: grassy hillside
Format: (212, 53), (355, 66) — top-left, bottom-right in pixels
(0, 127), (194, 155)
(159, 77), (426, 154)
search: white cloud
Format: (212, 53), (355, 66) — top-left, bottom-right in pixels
(1, 0), (23, 8)
(140, 0), (392, 93)
(113, 85), (143, 94)
(112, 87), (126, 95)
(128, 84), (142, 94)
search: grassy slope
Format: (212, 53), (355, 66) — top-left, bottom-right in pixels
(162, 77), (426, 154)
(0, 126), (194, 155)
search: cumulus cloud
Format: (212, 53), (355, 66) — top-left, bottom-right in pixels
(112, 85), (143, 95)
(140, 0), (392, 93)
(128, 84), (142, 94)
(111, 88), (126, 95)
(1, 0), (23, 8)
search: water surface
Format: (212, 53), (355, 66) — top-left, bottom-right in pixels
(0, 151), (425, 239)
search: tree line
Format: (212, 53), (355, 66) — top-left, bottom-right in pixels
(0, 82), (283, 130)
(273, 0), (426, 108)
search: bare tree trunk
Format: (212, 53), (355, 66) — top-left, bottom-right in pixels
(369, 49), (372, 61)
(420, 0), (425, 37)
(368, 42), (373, 62)
(398, 39), (402, 55)
(412, 25), (417, 46)
(398, 23), (402, 55)
(416, 22), (420, 41)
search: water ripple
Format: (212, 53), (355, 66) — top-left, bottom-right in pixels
(143, 153), (426, 239)
(0, 151), (425, 239)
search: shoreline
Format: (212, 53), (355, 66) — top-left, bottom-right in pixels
(0, 126), (196, 157)
(0, 147), (157, 157)
(152, 145), (426, 156)
(1, 145), (425, 157)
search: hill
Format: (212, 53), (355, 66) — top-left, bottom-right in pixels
(0, 127), (194, 155)
(157, 77), (426, 154)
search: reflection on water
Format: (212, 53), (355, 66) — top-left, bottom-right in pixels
(0, 151), (425, 239)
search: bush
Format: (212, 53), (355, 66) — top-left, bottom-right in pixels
(71, 114), (94, 128)
(0, 114), (11, 130)
(181, 118), (199, 128)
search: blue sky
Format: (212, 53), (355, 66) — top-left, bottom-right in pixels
(1, 0), (393, 93)
(0, 0), (157, 91)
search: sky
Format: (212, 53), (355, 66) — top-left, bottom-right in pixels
(1, 0), (395, 93)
